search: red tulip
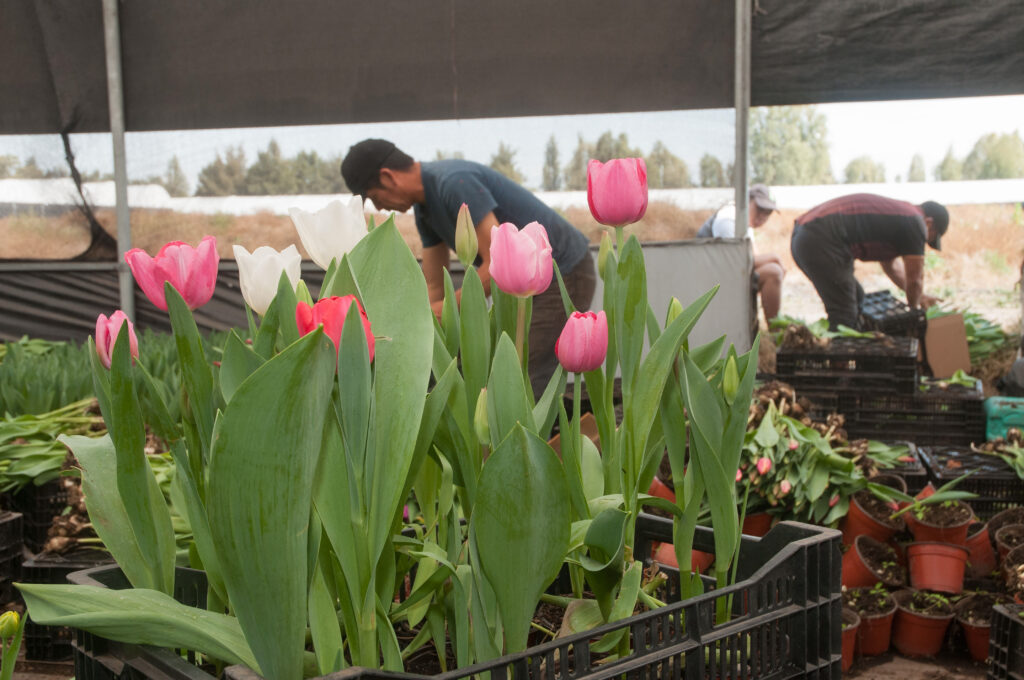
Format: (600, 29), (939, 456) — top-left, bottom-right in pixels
(95, 310), (139, 369)
(295, 295), (374, 360)
(125, 236), (219, 311)
(555, 310), (608, 373)
(756, 457), (772, 476)
(488, 222), (553, 297)
(587, 158), (648, 227)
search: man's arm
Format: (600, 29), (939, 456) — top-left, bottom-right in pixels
(900, 254), (926, 308)
(879, 258), (907, 290)
(422, 211), (500, 317)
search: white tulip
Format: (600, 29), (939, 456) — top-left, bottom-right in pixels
(288, 197), (368, 270)
(232, 244), (302, 316)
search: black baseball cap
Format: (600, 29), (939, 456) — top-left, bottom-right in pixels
(920, 201), (949, 250)
(341, 139), (397, 198)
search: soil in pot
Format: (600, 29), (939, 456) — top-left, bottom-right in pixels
(843, 585), (897, 656)
(841, 608), (860, 672)
(843, 535), (906, 588)
(1005, 543), (1024, 599)
(842, 490), (905, 545)
(965, 522), (998, 579)
(905, 501), (973, 544)
(995, 523), (1024, 561)
(953, 591), (1009, 662)
(892, 589), (954, 658)
(987, 507), (1024, 544)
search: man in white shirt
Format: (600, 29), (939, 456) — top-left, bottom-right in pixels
(697, 184), (784, 323)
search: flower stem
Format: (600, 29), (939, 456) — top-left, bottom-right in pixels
(515, 296), (527, 371)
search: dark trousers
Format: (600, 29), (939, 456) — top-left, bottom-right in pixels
(790, 223), (863, 330)
(528, 250), (596, 398)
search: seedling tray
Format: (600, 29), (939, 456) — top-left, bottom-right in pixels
(8, 479), (71, 553)
(919, 446), (1024, 520)
(882, 442), (928, 494)
(841, 380), (986, 447)
(776, 336), (919, 396)
(988, 603), (1024, 680)
(859, 291), (926, 338)
(68, 518), (842, 680)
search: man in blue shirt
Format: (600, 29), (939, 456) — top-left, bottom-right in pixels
(341, 139), (595, 397)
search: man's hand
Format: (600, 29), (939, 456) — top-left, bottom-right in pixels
(919, 293), (942, 309)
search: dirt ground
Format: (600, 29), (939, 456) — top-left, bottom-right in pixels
(848, 652), (987, 680)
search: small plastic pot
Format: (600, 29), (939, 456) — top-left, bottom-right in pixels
(841, 608), (860, 672)
(856, 595), (897, 656)
(741, 512), (773, 537)
(904, 501), (973, 545)
(892, 590), (954, 658)
(651, 542), (715, 573)
(842, 491), (903, 545)
(843, 535), (904, 588)
(1004, 543), (1024, 592)
(965, 522), (997, 579)
(953, 595), (995, 663)
(907, 542), (969, 594)
(648, 476), (676, 503)
(986, 507), (1024, 545)
(995, 523), (1024, 562)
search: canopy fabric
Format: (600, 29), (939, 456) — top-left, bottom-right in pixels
(4, 1), (1021, 136)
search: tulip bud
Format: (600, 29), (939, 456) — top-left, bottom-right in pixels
(295, 280), (314, 306)
(474, 388), (490, 444)
(735, 469), (743, 483)
(587, 158), (648, 227)
(125, 236), (219, 311)
(666, 297), (684, 326)
(455, 203), (479, 267)
(232, 244), (302, 316)
(555, 311), (608, 373)
(489, 222), (553, 297)
(722, 355), (739, 405)
(779, 480), (792, 495)
(756, 457), (772, 476)
(95, 310), (139, 369)
(788, 439), (799, 451)
(295, 295), (374, 360)
(0, 610), (19, 638)
(597, 232), (613, 280)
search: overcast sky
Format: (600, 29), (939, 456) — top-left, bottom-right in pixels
(2, 94), (1023, 192)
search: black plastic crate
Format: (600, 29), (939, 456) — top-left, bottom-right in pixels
(840, 379), (986, 447)
(0, 511), (23, 603)
(879, 441), (928, 494)
(989, 603), (1024, 680)
(859, 291), (927, 338)
(776, 336), (919, 396)
(8, 478), (72, 553)
(919, 446), (1024, 520)
(21, 549), (113, 661)
(68, 518), (842, 680)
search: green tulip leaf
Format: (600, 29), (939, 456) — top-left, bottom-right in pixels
(220, 330), (266, 404)
(472, 425), (570, 653)
(486, 334), (536, 447)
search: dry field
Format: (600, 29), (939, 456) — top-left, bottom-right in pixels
(3, 201), (1022, 333)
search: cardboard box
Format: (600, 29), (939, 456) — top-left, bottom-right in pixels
(924, 313), (971, 377)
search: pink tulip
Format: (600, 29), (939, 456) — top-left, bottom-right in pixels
(94, 311), (139, 369)
(735, 469), (743, 483)
(779, 480), (792, 495)
(788, 439), (799, 450)
(756, 457), (772, 476)
(587, 158), (648, 227)
(555, 311), (608, 373)
(296, 295), (374, 361)
(125, 236), (219, 311)
(489, 222), (553, 297)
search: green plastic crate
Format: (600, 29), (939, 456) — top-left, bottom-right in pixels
(985, 396), (1024, 441)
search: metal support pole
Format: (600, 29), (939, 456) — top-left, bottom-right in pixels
(102, 0), (134, 320)
(734, 0), (752, 239)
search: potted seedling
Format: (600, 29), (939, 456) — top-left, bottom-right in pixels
(868, 474), (978, 544)
(954, 591), (1009, 662)
(995, 524), (1024, 562)
(843, 583), (897, 656)
(842, 535), (906, 589)
(892, 589), (954, 658)
(842, 475), (907, 545)
(841, 608), (860, 672)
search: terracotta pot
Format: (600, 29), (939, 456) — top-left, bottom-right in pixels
(995, 523), (1024, 562)
(841, 491), (903, 545)
(892, 590), (954, 658)
(742, 512), (773, 537)
(907, 542), (969, 594)
(987, 507), (1024, 544)
(856, 596), (897, 656)
(648, 476), (676, 503)
(651, 542), (715, 573)
(954, 595), (995, 663)
(843, 535), (904, 589)
(904, 501), (972, 545)
(841, 608), (860, 672)
(965, 522), (997, 579)
(1004, 543), (1024, 592)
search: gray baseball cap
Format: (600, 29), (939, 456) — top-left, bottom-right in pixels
(749, 184), (777, 211)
